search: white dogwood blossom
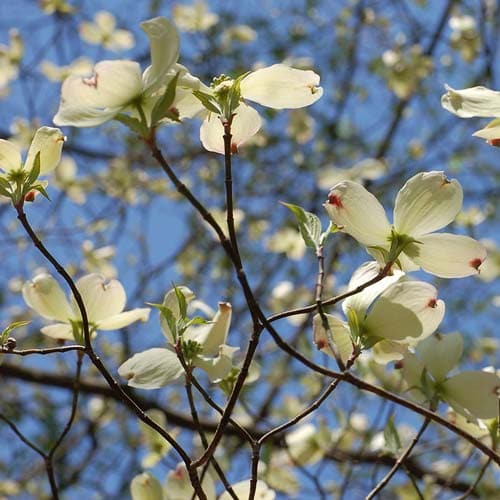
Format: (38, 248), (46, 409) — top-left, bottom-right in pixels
(313, 262), (444, 363)
(441, 84), (500, 144)
(130, 472), (163, 500)
(402, 332), (500, 421)
(0, 126), (65, 176)
(199, 64), (323, 154)
(22, 273), (150, 341)
(118, 287), (237, 389)
(79, 11), (135, 52)
(324, 171), (486, 278)
(53, 17), (203, 128)
(130, 465), (275, 500)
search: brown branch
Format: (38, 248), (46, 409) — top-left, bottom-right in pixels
(365, 417), (431, 499)
(0, 362), (483, 496)
(15, 203), (198, 483)
(0, 412), (60, 498)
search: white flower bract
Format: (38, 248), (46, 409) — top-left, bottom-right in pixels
(53, 17), (203, 128)
(324, 171), (487, 278)
(200, 63), (323, 154)
(22, 273), (150, 341)
(0, 126), (65, 175)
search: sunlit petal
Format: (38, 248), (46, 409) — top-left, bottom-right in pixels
(40, 323), (74, 340)
(141, 17), (179, 93)
(53, 105), (125, 127)
(187, 302), (232, 356)
(219, 480), (275, 500)
(241, 64), (323, 109)
(194, 344), (238, 382)
(0, 139), (22, 173)
(200, 103), (262, 154)
(417, 332), (463, 383)
(406, 233), (487, 278)
(53, 60), (142, 127)
(22, 273), (73, 322)
(73, 274), (126, 322)
(394, 171), (463, 237)
(97, 308), (150, 330)
(472, 122), (500, 141)
(372, 340), (407, 364)
(130, 472), (163, 500)
(24, 126), (65, 174)
(312, 313), (353, 364)
(342, 261), (404, 318)
(441, 84), (500, 118)
(324, 181), (391, 247)
(442, 371), (500, 420)
(364, 281), (426, 341)
(118, 347), (183, 389)
(165, 464), (216, 500)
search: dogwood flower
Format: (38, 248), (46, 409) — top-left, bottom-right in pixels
(402, 332), (500, 421)
(0, 126), (65, 176)
(130, 472), (163, 500)
(324, 171), (486, 278)
(79, 11), (135, 52)
(219, 480), (275, 500)
(22, 273), (150, 341)
(313, 262), (444, 364)
(441, 84), (500, 144)
(173, 1), (219, 32)
(162, 464), (216, 500)
(199, 64), (323, 154)
(118, 287), (237, 389)
(53, 17), (203, 128)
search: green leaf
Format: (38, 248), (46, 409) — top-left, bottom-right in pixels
(419, 367), (435, 400)
(192, 90), (221, 114)
(32, 183), (50, 201)
(69, 319), (83, 344)
(1, 320), (31, 344)
(26, 152), (41, 185)
(281, 202), (322, 250)
(148, 303), (178, 342)
(114, 113), (148, 137)
(174, 285), (188, 319)
(151, 72), (180, 125)
(185, 316), (208, 327)
(0, 183), (12, 198)
(383, 415), (402, 454)
(0, 176), (12, 190)
(226, 75), (244, 118)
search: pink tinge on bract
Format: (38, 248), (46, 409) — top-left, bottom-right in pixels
(487, 138), (500, 147)
(469, 257), (484, 271)
(327, 193), (343, 208)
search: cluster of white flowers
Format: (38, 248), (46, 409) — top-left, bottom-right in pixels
(118, 286), (238, 388)
(51, 16), (322, 155)
(321, 170), (498, 422)
(22, 273), (150, 341)
(7, 12), (498, 500)
(442, 85), (500, 144)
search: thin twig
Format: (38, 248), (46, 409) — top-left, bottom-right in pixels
(0, 345), (85, 356)
(365, 417), (431, 499)
(15, 203), (201, 493)
(185, 373), (238, 500)
(0, 412), (60, 498)
(48, 350), (83, 460)
(453, 457), (493, 500)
